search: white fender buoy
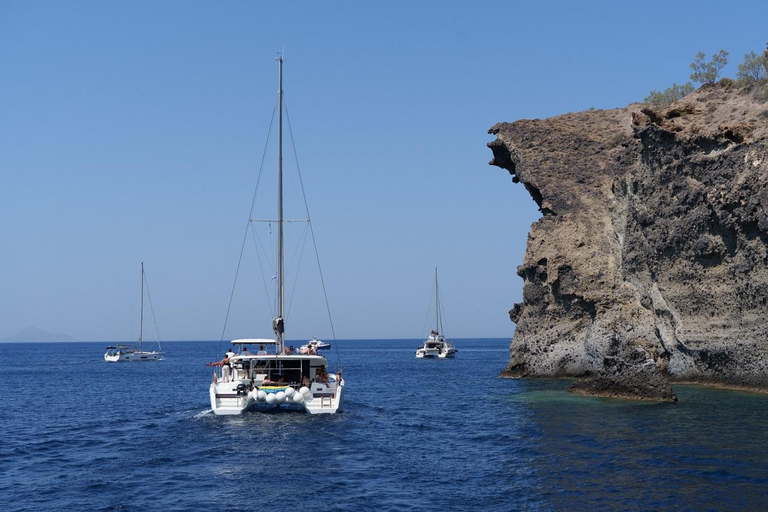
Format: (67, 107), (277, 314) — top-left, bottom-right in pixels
(257, 390), (267, 402)
(300, 386), (311, 398)
(292, 391), (304, 403)
(275, 391), (287, 403)
(265, 393), (277, 405)
(247, 390), (257, 402)
(285, 387), (296, 398)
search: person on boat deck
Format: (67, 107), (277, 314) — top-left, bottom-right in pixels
(220, 354), (232, 382)
(315, 366), (329, 385)
(302, 375), (312, 387)
(282, 346), (292, 355)
(225, 348), (235, 359)
(241, 346), (248, 354)
(257, 345), (267, 355)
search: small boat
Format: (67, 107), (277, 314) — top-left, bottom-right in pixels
(209, 55), (344, 415)
(416, 268), (458, 359)
(299, 336), (332, 354)
(105, 262), (163, 362)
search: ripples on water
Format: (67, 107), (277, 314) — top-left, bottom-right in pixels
(1, 339), (767, 511)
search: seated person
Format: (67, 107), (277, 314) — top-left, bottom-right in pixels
(315, 365), (329, 385)
(302, 375), (312, 387)
(257, 345), (267, 355)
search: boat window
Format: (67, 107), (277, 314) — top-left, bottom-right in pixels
(254, 359), (304, 384)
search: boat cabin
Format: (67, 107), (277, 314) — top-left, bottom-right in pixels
(227, 339), (329, 386)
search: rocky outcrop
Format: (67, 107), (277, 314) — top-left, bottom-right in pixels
(489, 81), (768, 400)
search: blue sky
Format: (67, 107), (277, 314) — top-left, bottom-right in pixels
(1, 1), (766, 341)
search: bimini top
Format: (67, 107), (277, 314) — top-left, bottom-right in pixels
(231, 338), (278, 345)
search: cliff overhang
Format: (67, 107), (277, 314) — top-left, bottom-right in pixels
(489, 81), (768, 401)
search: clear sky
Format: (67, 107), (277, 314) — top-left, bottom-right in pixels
(1, 1), (766, 341)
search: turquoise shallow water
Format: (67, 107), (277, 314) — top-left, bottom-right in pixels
(1, 338), (767, 511)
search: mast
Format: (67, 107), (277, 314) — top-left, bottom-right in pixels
(139, 261), (144, 350)
(435, 267), (440, 336)
(273, 54), (286, 352)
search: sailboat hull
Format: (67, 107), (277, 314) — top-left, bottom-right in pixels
(104, 351), (162, 362)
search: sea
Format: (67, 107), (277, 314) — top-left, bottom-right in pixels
(1, 338), (767, 511)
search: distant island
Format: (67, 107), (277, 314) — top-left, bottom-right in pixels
(1, 326), (78, 342)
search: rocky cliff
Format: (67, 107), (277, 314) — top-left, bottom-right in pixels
(488, 81), (768, 401)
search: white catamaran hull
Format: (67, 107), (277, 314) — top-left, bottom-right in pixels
(438, 347), (458, 359)
(210, 379), (344, 415)
(415, 348), (439, 358)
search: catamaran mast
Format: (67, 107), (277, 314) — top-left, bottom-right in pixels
(435, 267), (440, 336)
(139, 261), (144, 351)
(274, 54), (286, 352)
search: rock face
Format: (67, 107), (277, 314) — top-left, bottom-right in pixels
(488, 81), (768, 400)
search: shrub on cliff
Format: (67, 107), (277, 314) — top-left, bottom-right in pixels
(736, 50), (767, 84)
(644, 82), (695, 105)
(690, 50), (729, 85)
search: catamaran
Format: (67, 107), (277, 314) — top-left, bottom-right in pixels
(416, 268), (457, 359)
(104, 262), (163, 362)
(209, 55), (344, 415)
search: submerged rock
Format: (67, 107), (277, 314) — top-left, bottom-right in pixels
(489, 81), (768, 400)
(569, 344), (678, 402)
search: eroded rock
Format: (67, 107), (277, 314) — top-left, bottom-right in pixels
(489, 81), (768, 400)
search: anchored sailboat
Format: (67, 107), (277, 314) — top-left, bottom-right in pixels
(416, 267), (457, 359)
(104, 262), (163, 362)
(208, 55), (344, 415)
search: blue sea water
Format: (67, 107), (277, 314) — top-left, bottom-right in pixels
(1, 338), (767, 511)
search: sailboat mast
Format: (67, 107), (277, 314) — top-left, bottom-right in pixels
(435, 267), (440, 335)
(276, 54), (285, 351)
(139, 261), (144, 350)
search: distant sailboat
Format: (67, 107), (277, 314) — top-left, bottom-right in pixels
(208, 55), (344, 415)
(416, 268), (458, 359)
(104, 262), (163, 362)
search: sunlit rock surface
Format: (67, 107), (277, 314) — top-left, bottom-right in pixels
(489, 81), (768, 401)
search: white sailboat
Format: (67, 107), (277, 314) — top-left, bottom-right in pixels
(104, 262), (163, 362)
(209, 55), (344, 415)
(416, 268), (457, 359)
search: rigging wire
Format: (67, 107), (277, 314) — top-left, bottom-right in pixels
(286, 221), (310, 319)
(284, 101), (341, 368)
(421, 278), (436, 336)
(437, 277), (451, 339)
(215, 104), (277, 360)
(142, 267), (163, 351)
(438, 285), (446, 337)
(249, 221), (275, 318)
